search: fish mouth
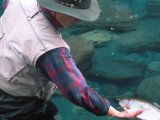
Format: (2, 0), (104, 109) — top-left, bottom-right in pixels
(124, 105), (130, 110)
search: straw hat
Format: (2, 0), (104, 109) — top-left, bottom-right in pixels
(37, 0), (100, 21)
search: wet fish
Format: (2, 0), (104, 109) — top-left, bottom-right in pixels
(118, 98), (160, 120)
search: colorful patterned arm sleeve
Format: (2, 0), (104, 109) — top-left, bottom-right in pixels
(36, 48), (110, 116)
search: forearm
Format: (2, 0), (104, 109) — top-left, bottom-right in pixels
(36, 48), (143, 118)
(36, 48), (110, 116)
(64, 84), (111, 115)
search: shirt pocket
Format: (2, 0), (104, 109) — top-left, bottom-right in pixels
(0, 25), (26, 82)
(0, 44), (26, 82)
(7, 42), (27, 82)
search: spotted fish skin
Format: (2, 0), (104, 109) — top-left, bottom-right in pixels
(119, 98), (160, 120)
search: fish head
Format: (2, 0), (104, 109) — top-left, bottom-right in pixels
(119, 99), (131, 109)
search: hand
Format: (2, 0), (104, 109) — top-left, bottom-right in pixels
(115, 109), (143, 118)
(107, 106), (143, 118)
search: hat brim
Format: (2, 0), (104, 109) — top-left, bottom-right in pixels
(37, 0), (100, 22)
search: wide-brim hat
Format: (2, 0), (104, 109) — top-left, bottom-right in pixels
(37, 0), (100, 22)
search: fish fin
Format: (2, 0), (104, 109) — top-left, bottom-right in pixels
(123, 106), (128, 111)
(153, 102), (160, 108)
(123, 106), (131, 113)
(116, 98), (121, 102)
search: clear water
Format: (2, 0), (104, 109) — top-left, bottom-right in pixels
(1, 0), (160, 120)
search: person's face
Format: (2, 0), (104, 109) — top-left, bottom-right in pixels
(50, 11), (80, 28)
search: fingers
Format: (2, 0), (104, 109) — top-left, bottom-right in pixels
(116, 110), (143, 118)
(123, 106), (143, 117)
(132, 110), (143, 116)
(123, 106), (129, 112)
(126, 110), (143, 118)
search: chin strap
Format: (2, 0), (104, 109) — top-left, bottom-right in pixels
(40, 7), (63, 29)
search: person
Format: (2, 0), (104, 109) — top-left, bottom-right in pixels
(0, 0), (143, 120)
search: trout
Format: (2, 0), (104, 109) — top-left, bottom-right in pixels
(118, 98), (160, 120)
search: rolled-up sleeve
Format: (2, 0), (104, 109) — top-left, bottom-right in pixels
(36, 47), (110, 116)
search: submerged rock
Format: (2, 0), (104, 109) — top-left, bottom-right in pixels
(65, 36), (94, 67)
(136, 76), (160, 102)
(146, 0), (160, 18)
(91, 55), (145, 82)
(90, 19), (160, 82)
(101, 0), (137, 31)
(101, 83), (118, 97)
(79, 30), (112, 47)
(147, 61), (160, 73)
(90, 42), (146, 82)
(114, 19), (160, 52)
(76, 0), (137, 31)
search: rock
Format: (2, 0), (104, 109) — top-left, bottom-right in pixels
(146, 0), (160, 18)
(91, 45), (145, 82)
(147, 61), (160, 72)
(136, 76), (160, 102)
(114, 19), (160, 52)
(79, 30), (112, 47)
(126, 0), (147, 18)
(91, 57), (145, 82)
(54, 115), (62, 120)
(65, 36), (94, 65)
(101, 83), (118, 97)
(101, 0), (136, 31)
(89, 18), (160, 83)
(120, 91), (135, 98)
(76, 0), (137, 31)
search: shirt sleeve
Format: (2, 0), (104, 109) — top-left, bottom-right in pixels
(36, 47), (110, 116)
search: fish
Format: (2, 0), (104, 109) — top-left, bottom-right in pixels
(118, 98), (160, 120)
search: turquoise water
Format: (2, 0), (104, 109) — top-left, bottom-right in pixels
(1, 0), (160, 120)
